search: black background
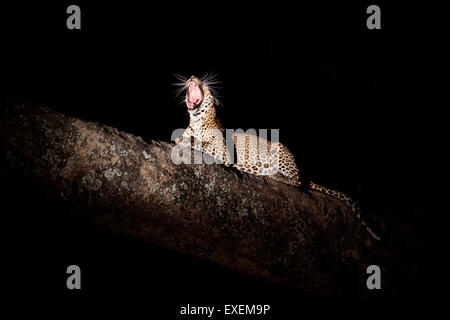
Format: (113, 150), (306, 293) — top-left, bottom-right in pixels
(1, 0), (444, 316)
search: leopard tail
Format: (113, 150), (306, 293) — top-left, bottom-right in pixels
(309, 181), (383, 242)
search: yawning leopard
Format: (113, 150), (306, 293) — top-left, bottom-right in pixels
(173, 73), (382, 241)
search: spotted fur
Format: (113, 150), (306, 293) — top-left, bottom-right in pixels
(174, 74), (382, 241)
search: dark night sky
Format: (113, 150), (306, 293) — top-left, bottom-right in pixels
(0, 0), (444, 313)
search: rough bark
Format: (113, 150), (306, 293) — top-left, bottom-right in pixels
(1, 99), (395, 297)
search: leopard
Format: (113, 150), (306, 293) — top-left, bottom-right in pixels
(173, 73), (382, 241)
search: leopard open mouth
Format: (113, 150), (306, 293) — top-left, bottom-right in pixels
(186, 80), (203, 110)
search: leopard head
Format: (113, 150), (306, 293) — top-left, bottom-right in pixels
(173, 73), (220, 115)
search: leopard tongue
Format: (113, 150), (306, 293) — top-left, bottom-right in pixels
(187, 82), (203, 109)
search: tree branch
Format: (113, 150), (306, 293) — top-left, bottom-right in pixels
(1, 99), (391, 296)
